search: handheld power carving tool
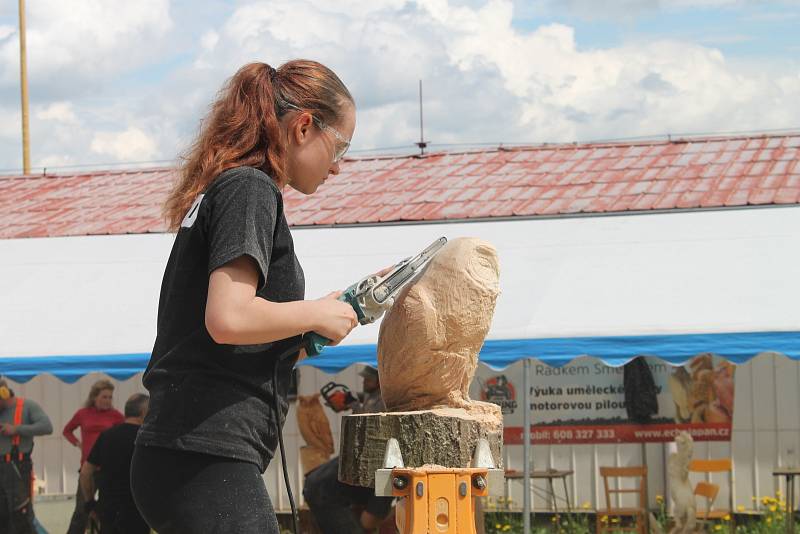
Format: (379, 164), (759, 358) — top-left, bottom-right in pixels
(304, 236), (447, 356)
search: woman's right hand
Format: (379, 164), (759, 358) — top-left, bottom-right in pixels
(311, 291), (358, 345)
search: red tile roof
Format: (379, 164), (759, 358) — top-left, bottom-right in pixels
(1, 133), (799, 239)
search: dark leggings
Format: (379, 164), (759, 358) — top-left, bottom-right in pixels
(130, 445), (279, 534)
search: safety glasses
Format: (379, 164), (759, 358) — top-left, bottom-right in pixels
(278, 99), (350, 163)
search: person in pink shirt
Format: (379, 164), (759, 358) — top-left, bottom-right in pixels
(63, 379), (124, 534)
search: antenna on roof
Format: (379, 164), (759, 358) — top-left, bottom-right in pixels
(416, 80), (428, 156)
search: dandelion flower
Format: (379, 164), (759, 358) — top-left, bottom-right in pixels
(581, 501), (591, 510)
(656, 495), (664, 504)
(723, 514), (731, 521)
(714, 525), (722, 531)
(736, 505), (745, 512)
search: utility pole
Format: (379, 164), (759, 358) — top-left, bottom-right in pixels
(19, 0), (31, 174)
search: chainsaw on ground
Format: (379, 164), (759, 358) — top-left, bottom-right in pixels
(304, 237), (447, 356)
(320, 382), (358, 412)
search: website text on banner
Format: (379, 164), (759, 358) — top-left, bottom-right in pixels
(470, 355), (734, 445)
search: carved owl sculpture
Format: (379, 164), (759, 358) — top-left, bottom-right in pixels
(378, 237), (501, 417)
(296, 393), (334, 455)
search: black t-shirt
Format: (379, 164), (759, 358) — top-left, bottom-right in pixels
(136, 166), (306, 471)
(88, 423), (140, 508)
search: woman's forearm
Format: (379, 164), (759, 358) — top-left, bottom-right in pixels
(206, 256), (356, 346)
(206, 298), (319, 346)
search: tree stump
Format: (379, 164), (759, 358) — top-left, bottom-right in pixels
(338, 407), (503, 488)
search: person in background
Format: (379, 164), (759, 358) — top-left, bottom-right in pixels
(63, 380), (123, 534)
(0, 378), (53, 534)
(80, 393), (150, 534)
(303, 366), (393, 533)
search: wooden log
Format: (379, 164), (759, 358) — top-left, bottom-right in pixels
(338, 407), (503, 488)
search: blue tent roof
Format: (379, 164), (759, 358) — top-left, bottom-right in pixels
(297, 330), (800, 373)
(2, 331), (798, 383)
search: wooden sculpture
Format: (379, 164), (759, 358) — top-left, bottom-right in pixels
(668, 432), (696, 534)
(339, 238), (503, 487)
(296, 393), (334, 475)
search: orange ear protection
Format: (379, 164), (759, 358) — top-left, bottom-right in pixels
(0, 386), (10, 400)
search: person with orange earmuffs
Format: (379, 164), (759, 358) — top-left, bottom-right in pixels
(0, 377), (53, 533)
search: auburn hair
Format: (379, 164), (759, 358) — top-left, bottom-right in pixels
(164, 60), (354, 230)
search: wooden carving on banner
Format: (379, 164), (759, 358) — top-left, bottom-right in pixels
(296, 393), (334, 475)
(339, 238), (504, 487)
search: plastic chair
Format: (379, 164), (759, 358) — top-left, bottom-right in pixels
(597, 466), (648, 534)
(689, 459), (733, 527)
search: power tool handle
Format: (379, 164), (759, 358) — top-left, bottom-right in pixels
(304, 332), (331, 357)
(304, 286), (360, 357)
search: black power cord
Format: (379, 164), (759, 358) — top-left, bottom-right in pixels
(273, 341), (305, 534)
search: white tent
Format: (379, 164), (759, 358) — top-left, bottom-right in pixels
(2, 205), (799, 376)
(2, 205), (799, 519)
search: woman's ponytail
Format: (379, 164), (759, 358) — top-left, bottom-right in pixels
(164, 60), (353, 230)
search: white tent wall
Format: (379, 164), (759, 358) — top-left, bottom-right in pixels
(3, 206), (800, 358)
(5, 354), (799, 513)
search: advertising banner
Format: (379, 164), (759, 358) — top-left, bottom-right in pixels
(471, 354), (735, 445)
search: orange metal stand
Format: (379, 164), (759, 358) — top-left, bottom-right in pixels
(390, 467), (490, 534)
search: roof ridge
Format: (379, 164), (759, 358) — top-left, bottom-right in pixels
(0, 165), (174, 180)
(2, 130), (798, 174)
(343, 130), (800, 162)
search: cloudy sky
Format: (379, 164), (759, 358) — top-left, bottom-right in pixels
(0, 0), (798, 173)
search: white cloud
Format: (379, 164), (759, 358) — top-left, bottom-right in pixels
(0, 105), (20, 140)
(200, 30), (219, 52)
(0, 0), (172, 89)
(180, 0), (797, 152)
(36, 154), (76, 170)
(539, 0), (780, 19)
(1, 0), (798, 171)
(0, 25), (14, 41)
(36, 102), (78, 124)
(90, 127), (159, 161)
